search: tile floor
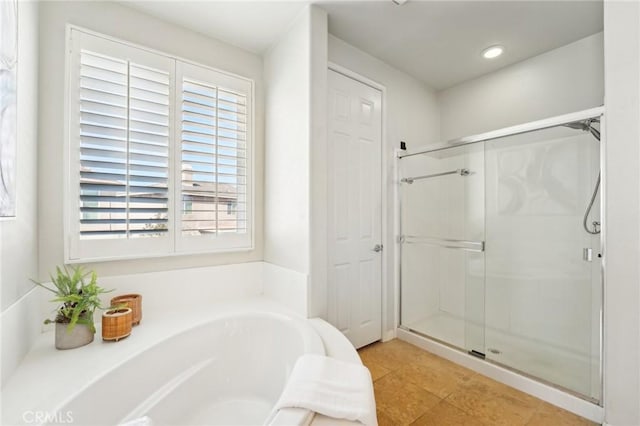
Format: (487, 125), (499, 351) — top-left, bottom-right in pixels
(358, 339), (599, 426)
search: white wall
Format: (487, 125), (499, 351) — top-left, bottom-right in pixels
(37, 1), (265, 280)
(602, 2), (640, 425)
(93, 263), (264, 318)
(263, 7), (313, 275)
(1, 1), (39, 311)
(263, 6), (330, 318)
(0, 0), (40, 385)
(328, 35), (441, 152)
(308, 7), (329, 319)
(438, 32), (604, 141)
(261, 6), (346, 321)
(327, 35), (440, 334)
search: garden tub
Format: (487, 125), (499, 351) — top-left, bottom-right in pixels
(60, 311), (323, 425)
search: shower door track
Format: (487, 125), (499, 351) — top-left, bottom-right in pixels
(398, 106), (604, 158)
(399, 325), (601, 405)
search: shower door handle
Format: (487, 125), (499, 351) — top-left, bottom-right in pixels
(401, 235), (485, 252)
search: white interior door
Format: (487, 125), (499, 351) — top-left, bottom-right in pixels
(327, 69), (383, 349)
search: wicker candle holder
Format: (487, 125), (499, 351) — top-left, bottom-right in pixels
(102, 308), (133, 341)
(111, 294), (142, 326)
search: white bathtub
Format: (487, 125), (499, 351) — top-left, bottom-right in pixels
(2, 300), (340, 426)
(52, 311), (324, 426)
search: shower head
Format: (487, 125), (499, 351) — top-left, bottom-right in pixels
(569, 117), (602, 235)
(564, 121), (590, 131)
(564, 119), (600, 141)
(564, 119), (598, 131)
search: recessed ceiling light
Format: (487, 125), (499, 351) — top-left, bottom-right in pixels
(392, 0), (409, 5)
(482, 45), (504, 59)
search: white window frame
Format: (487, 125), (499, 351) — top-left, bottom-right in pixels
(64, 26), (254, 263)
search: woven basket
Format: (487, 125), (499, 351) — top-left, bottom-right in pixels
(102, 308), (133, 341)
(111, 294), (142, 326)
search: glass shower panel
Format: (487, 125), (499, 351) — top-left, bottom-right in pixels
(483, 125), (601, 401)
(400, 144), (485, 354)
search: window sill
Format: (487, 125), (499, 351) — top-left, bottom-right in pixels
(65, 245), (255, 265)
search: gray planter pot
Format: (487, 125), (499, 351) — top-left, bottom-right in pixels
(55, 322), (94, 350)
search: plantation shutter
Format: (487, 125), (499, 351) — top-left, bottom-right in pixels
(78, 52), (170, 239)
(78, 51), (129, 238)
(177, 63), (252, 251)
(67, 29), (252, 261)
(126, 63), (170, 237)
(69, 31), (174, 260)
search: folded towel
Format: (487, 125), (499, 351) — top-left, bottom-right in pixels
(272, 354), (377, 426)
(119, 416), (153, 426)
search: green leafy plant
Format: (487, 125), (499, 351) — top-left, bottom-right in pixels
(32, 266), (113, 334)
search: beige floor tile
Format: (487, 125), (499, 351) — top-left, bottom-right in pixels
(374, 372), (441, 425)
(527, 401), (598, 426)
(362, 340), (595, 426)
(413, 350), (477, 378)
(410, 400), (486, 426)
(445, 376), (539, 426)
(360, 340), (425, 372)
(364, 360), (391, 381)
(376, 408), (398, 426)
(468, 373), (544, 408)
(357, 341), (379, 355)
(394, 362), (472, 399)
(357, 344), (385, 371)
(359, 346), (383, 368)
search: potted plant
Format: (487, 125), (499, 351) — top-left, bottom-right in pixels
(33, 266), (112, 350)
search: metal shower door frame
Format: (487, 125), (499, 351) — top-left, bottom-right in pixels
(396, 106), (605, 404)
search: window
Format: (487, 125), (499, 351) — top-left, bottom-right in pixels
(227, 202), (236, 215)
(66, 28), (253, 262)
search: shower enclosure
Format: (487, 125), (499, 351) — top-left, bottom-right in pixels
(398, 108), (603, 402)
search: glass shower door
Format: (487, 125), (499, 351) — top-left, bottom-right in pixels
(399, 144), (485, 356)
(483, 125), (601, 401)
(398, 115), (602, 402)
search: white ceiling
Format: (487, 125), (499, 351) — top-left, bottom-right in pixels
(323, 1), (603, 90)
(122, 0), (603, 90)
(123, 1), (310, 53)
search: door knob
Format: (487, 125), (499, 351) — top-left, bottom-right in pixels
(373, 244), (383, 253)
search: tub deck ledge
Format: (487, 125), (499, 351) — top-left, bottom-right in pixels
(2, 297), (315, 426)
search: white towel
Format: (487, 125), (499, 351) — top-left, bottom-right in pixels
(119, 416), (153, 426)
(272, 354), (377, 426)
